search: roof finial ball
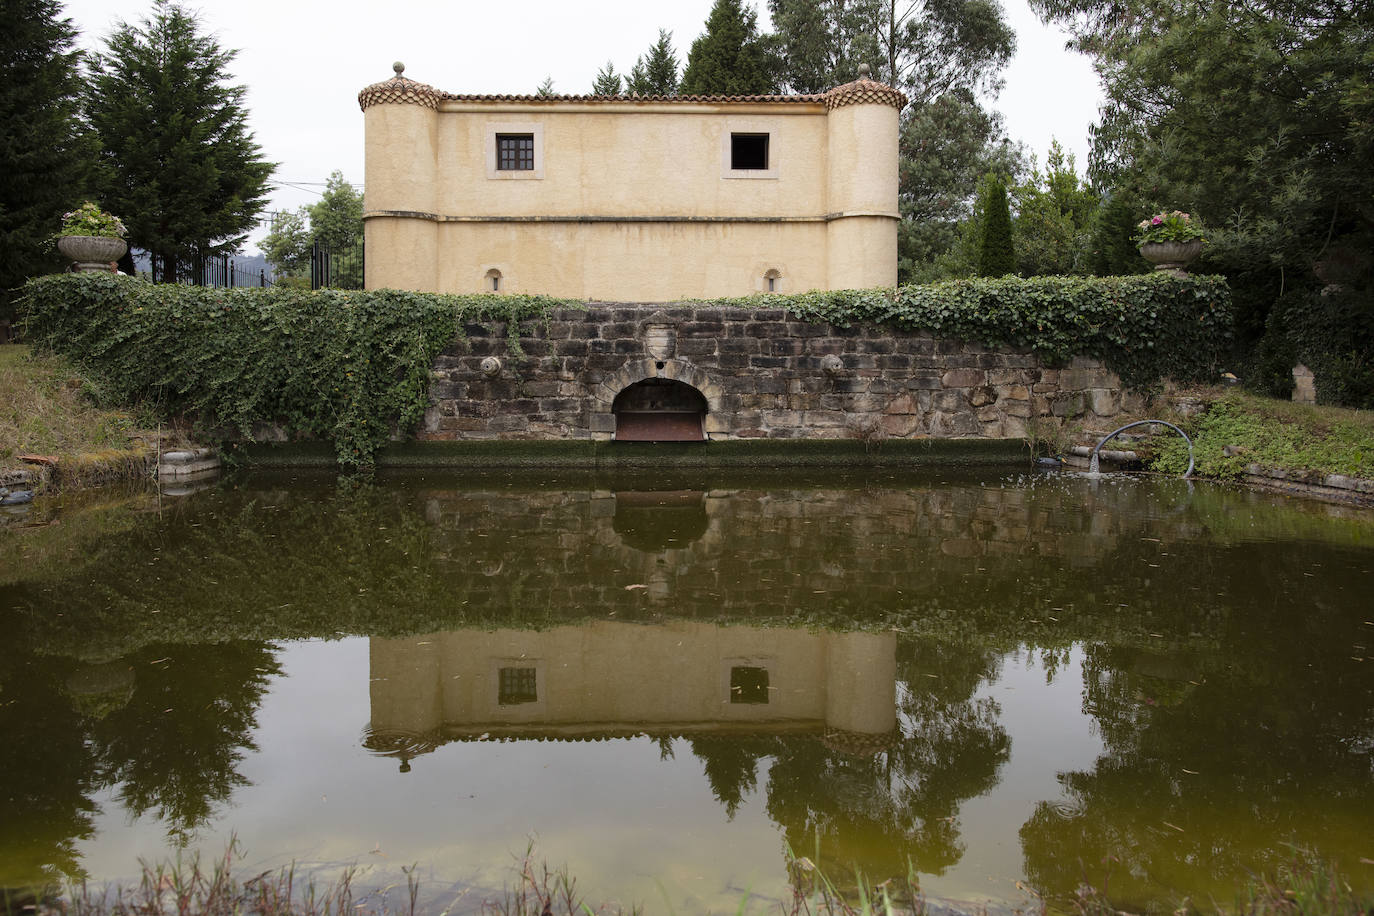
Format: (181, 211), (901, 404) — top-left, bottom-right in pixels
(393, 61), (405, 77)
(858, 63), (871, 79)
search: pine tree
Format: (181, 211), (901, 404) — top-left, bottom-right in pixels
(536, 77), (556, 97)
(977, 174), (1016, 277)
(0, 0), (97, 314)
(591, 61), (622, 96)
(86, 0), (273, 283)
(642, 29), (680, 95)
(679, 0), (777, 95)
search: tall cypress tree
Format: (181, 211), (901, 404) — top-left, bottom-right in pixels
(977, 173), (1016, 277)
(591, 60), (622, 96)
(679, 0), (777, 95)
(642, 29), (680, 95)
(85, 0), (273, 283)
(0, 0), (96, 314)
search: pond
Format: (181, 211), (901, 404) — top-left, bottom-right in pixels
(2, 467), (1372, 913)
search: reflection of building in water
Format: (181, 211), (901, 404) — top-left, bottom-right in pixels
(366, 622), (896, 769)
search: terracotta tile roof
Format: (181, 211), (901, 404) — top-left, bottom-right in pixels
(358, 63), (906, 112)
(823, 76), (908, 111)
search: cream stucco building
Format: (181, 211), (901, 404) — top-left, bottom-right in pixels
(358, 64), (906, 300)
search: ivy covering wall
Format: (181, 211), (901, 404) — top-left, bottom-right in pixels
(20, 273), (1231, 467)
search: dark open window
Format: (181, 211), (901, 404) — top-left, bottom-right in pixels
(730, 133), (769, 170)
(496, 133), (534, 171)
(498, 666), (538, 705)
(729, 666), (770, 704)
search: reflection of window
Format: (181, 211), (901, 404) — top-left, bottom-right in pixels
(731, 133), (769, 170)
(496, 134), (534, 171)
(498, 667), (538, 705)
(729, 666), (769, 704)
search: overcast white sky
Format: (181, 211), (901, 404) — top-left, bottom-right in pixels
(57, 0), (1103, 256)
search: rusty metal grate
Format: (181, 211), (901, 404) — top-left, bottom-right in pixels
(614, 412), (706, 442)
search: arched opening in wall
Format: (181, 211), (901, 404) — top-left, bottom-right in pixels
(484, 268), (502, 292)
(612, 378), (708, 442)
(764, 269), (782, 293)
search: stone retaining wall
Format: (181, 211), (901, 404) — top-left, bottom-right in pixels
(424, 304), (1145, 441)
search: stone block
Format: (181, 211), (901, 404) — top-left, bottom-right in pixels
(885, 393), (918, 415)
(719, 338), (760, 354)
(1089, 388), (1120, 416)
(1050, 393), (1086, 418)
(941, 368), (985, 388)
(763, 409), (803, 427)
(969, 386), (997, 407)
(802, 410), (849, 428)
(881, 413), (921, 437)
(987, 368), (1027, 386)
(703, 414), (730, 434)
(1000, 400), (1032, 418)
(677, 338), (717, 358)
(930, 389), (967, 411)
(805, 338), (848, 355)
(488, 415), (530, 432)
(589, 412), (616, 433)
(746, 322), (788, 338)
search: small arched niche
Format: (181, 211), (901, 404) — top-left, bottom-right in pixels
(612, 378), (708, 442)
(484, 268), (503, 292)
(763, 268), (783, 293)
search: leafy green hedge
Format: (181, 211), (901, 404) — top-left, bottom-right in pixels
(19, 275), (581, 466)
(747, 273), (1232, 390)
(20, 273), (1231, 467)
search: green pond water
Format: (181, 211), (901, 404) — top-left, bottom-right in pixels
(2, 467), (1372, 913)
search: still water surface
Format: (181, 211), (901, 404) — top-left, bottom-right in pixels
(2, 468), (1372, 912)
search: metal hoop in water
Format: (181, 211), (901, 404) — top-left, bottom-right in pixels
(1090, 420), (1195, 478)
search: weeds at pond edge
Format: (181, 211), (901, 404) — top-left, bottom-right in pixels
(8, 843), (1370, 916)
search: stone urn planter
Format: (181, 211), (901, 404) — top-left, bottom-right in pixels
(1139, 240), (1204, 275)
(57, 235), (128, 273)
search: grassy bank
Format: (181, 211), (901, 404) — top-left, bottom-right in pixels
(1147, 389), (1374, 480)
(0, 344), (177, 487)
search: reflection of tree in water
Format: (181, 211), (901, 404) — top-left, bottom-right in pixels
(1020, 542), (1374, 907)
(690, 638), (1010, 881)
(89, 643), (281, 845)
(0, 651), (100, 888)
(0, 630), (281, 889)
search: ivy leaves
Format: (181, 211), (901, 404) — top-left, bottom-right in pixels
(21, 273), (1230, 467)
(20, 276), (579, 467)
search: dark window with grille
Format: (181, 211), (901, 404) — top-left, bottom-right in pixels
(498, 666), (538, 705)
(729, 666), (770, 704)
(730, 133), (769, 170)
(496, 133), (535, 171)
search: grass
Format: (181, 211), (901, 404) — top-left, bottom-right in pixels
(10, 844), (1367, 916)
(1149, 389), (1374, 479)
(0, 344), (184, 485)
